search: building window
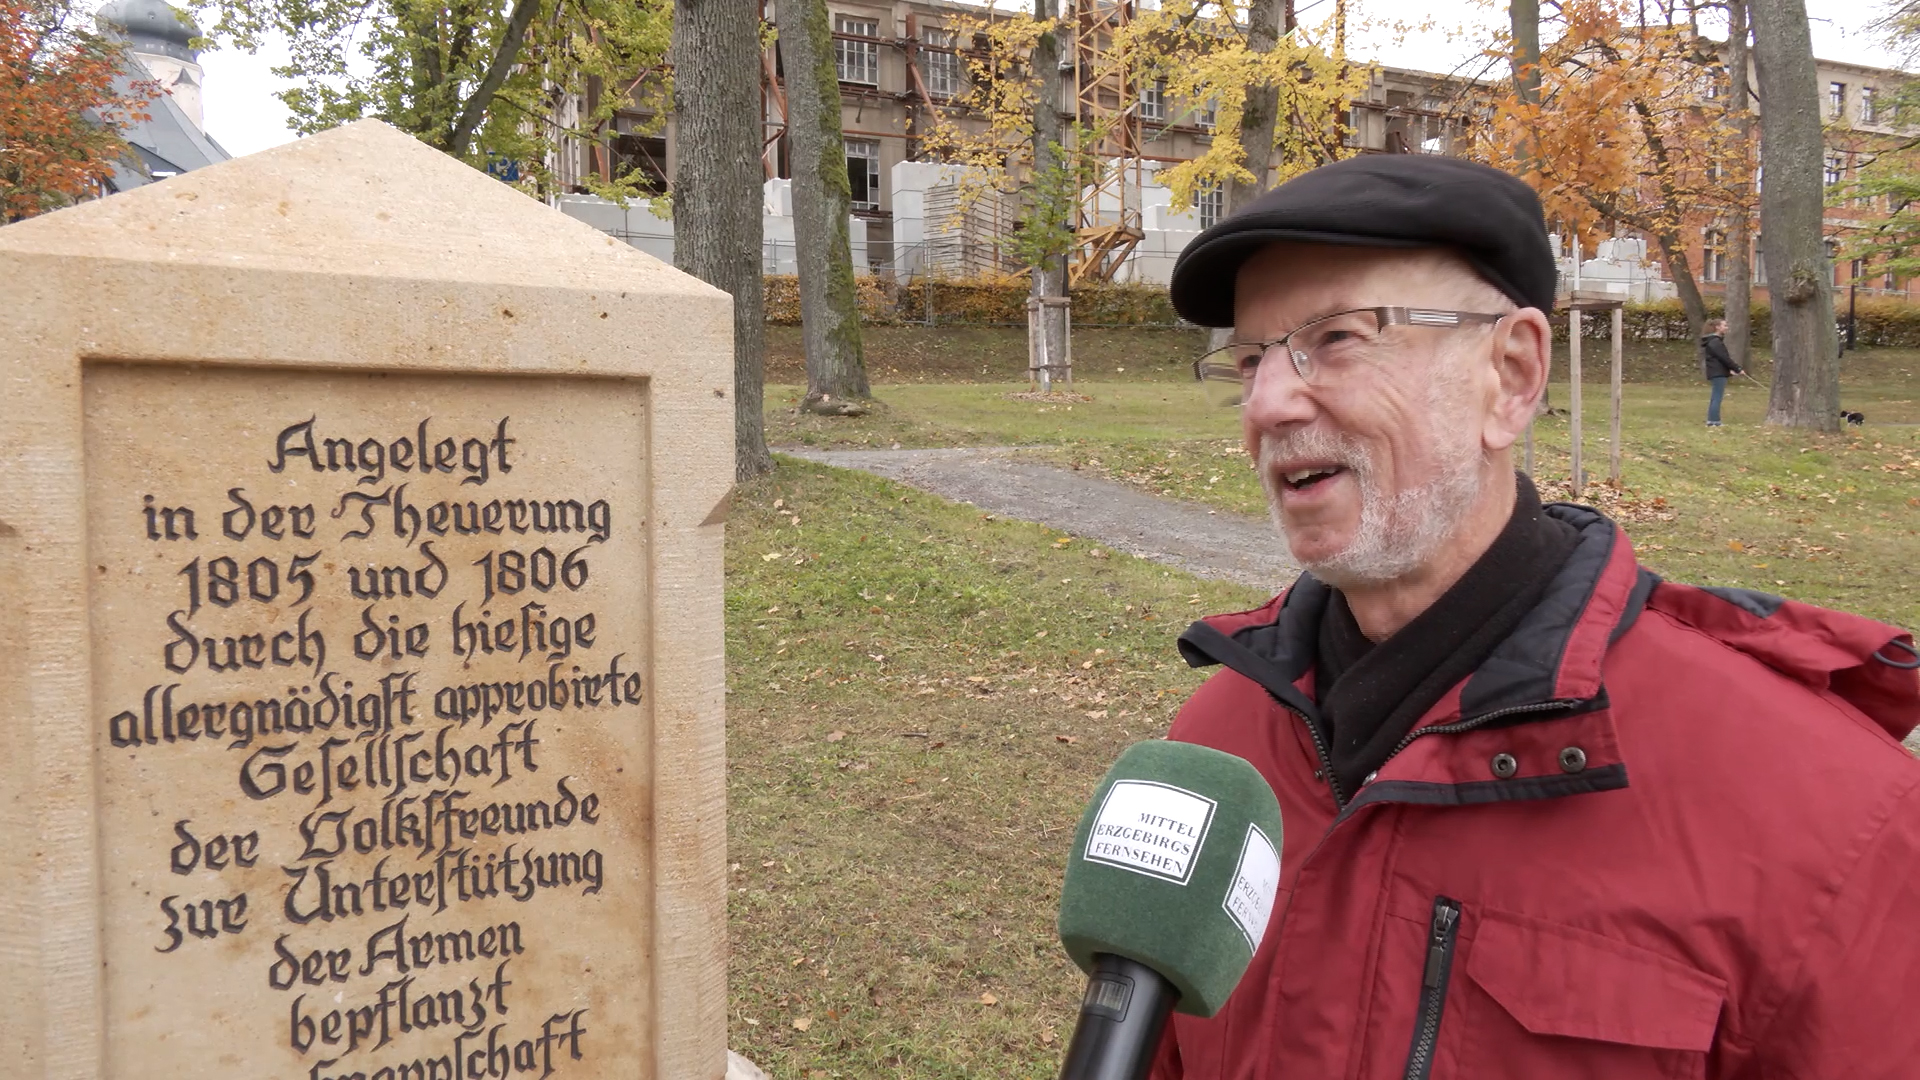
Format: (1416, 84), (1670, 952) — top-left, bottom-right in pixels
(1139, 78), (1166, 123)
(1703, 229), (1726, 283)
(846, 137), (880, 210)
(1828, 81), (1846, 118)
(835, 15), (879, 85)
(1885, 270), (1898, 291)
(1825, 153), (1845, 187)
(1198, 97), (1217, 130)
(1851, 257), (1865, 283)
(610, 132), (668, 192)
(1826, 238), (1840, 285)
(1861, 86), (1879, 123)
(1197, 183), (1223, 229)
(921, 27), (961, 98)
(1754, 235), (1765, 283)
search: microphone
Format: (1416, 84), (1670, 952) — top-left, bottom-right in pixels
(1055, 740), (1284, 1080)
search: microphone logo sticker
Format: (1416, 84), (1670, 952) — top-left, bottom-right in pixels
(1222, 824), (1280, 953)
(1082, 780), (1217, 885)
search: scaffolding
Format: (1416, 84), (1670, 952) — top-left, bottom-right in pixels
(743, 0), (1153, 284)
(1067, 0), (1145, 285)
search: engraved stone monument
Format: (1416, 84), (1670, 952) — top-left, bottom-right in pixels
(0, 120), (733, 1079)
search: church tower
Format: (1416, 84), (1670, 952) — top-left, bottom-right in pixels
(96, 0), (207, 131)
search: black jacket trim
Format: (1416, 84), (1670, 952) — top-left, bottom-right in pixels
(1336, 763), (1630, 821)
(1611, 569), (1662, 644)
(1700, 585), (1786, 620)
(1177, 502), (1654, 771)
(1179, 619), (1321, 720)
(1456, 504), (1629, 718)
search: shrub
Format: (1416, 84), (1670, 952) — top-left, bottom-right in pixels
(763, 275), (1920, 347)
(763, 275), (902, 326)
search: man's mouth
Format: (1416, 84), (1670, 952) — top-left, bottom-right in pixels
(1281, 465), (1346, 491)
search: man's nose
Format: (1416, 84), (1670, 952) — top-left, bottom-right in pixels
(1240, 352), (1317, 432)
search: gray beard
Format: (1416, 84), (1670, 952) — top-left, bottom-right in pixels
(1259, 421), (1485, 589)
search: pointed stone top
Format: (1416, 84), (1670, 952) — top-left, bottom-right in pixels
(0, 119), (711, 298)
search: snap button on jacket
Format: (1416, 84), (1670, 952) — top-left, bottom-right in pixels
(1152, 505), (1920, 1080)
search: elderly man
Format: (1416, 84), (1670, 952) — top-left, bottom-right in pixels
(1153, 155), (1920, 1079)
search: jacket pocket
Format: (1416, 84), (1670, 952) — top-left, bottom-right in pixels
(1455, 908), (1725, 1080)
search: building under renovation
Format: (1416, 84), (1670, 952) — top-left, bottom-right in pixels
(550, 1), (1920, 302)
(550, 0), (1487, 285)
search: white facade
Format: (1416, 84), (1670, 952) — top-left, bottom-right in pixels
(555, 179), (866, 274)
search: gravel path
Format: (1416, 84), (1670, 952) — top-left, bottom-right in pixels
(780, 446), (1299, 592)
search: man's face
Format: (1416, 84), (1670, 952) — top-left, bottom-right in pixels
(1233, 244), (1502, 587)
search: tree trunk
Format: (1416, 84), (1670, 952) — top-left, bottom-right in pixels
(777, 0), (871, 414)
(1208, 0), (1292, 352)
(674, 0), (772, 477)
(1651, 232), (1709, 340)
(1030, 0), (1069, 386)
(1510, 0), (1541, 107)
(446, 0), (543, 158)
(1725, 0), (1754, 370)
(1510, 0), (1549, 420)
(1749, 0), (1839, 430)
(1228, 0), (1290, 213)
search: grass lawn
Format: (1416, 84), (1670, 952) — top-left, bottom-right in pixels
(726, 461), (1265, 1077)
(731, 335), (1919, 1077)
(763, 343), (1920, 632)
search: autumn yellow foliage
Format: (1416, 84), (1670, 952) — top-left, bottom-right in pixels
(1474, 0), (1753, 286)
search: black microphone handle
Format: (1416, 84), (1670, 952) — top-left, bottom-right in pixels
(1057, 952), (1181, 1080)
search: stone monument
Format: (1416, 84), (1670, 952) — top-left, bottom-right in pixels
(0, 120), (733, 1079)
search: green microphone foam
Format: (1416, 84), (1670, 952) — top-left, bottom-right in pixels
(1057, 740), (1284, 1018)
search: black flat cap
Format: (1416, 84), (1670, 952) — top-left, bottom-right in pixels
(1169, 155), (1557, 328)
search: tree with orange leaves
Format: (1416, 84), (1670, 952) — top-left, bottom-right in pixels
(1, 0), (157, 221)
(1475, 0), (1752, 340)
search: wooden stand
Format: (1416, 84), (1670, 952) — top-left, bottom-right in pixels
(1564, 290), (1627, 499)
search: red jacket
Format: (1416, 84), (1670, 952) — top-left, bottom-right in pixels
(1153, 504), (1920, 1080)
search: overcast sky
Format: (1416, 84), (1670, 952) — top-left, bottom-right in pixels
(172, 0), (1901, 159)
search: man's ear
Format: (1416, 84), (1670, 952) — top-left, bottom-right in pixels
(1483, 307), (1551, 453)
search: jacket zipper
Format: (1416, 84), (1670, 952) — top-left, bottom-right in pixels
(1382, 698), (1583, 762)
(1402, 896), (1462, 1080)
(1276, 701), (1346, 807)
(1283, 696), (1584, 811)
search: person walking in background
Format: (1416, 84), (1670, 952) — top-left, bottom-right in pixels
(1701, 318), (1743, 427)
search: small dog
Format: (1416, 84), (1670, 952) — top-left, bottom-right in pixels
(1840, 410), (1866, 426)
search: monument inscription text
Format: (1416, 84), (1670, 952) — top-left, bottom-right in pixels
(85, 365), (652, 1080)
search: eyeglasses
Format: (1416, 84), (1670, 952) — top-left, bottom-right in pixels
(1191, 306), (1506, 407)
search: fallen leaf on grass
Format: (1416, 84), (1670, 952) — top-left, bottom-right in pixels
(826, 730), (846, 743)
(792, 1017), (813, 1032)
(980, 992), (999, 1006)
(1085, 710), (1109, 719)
(1728, 541), (1746, 553)
(1056, 735), (1079, 744)
(1041, 1029), (1057, 1046)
